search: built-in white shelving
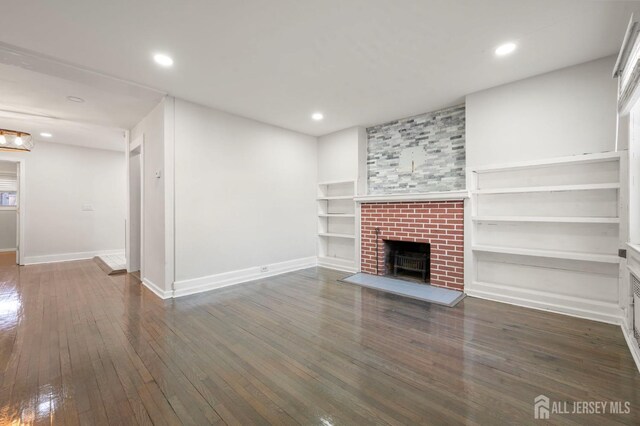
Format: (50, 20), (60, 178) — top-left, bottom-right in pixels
(317, 195), (354, 200)
(317, 180), (357, 272)
(467, 151), (624, 324)
(319, 232), (356, 239)
(471, 182), (620, 195)
(472, 245), (620, 264)
(472, 216), (620, 224)
(472, 151), (621, 174)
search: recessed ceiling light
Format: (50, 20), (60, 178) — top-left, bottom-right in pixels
(311, 112), (324, 121)
(495, 42), (517, 56)
(67, 96), (85, 103)
(40, 132), (52, 138)
(154, 53), (174, 67)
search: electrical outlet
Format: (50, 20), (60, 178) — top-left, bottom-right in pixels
(260, 266), (268, 273)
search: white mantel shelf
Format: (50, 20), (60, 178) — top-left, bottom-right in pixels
(354, 190), (469, 203)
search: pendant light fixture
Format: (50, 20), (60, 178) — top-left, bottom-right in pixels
(0, 129), (34, 152)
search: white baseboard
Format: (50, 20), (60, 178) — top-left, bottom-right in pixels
(317, 256), (358, 273)
(466, 283), (624, 326)
(0, 248), (16, 252)
(621, 325), (640, 373)
(173, 256), (318, 298)
(24, 249), (125, 265)
(142, 277), (171, 299)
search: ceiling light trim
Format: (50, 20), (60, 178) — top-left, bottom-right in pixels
(495, 42), (517, 56)
(153, 53), (174, 67)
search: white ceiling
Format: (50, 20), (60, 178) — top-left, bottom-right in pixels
(0, 111), (126, 152)
(1, 0), (640, 137)
(0, 60), (163, 130)
(0, 44), (163, 151)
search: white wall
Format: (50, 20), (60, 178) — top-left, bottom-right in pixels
(466, 56), (618, 168)
(0, 211), (16, 250)
(173, 98), (317, 287)
(318, 127), (358, 181)
(2, 142), (125, 262)
(130, 100), (167, 291)
(317, 126), (367, 195)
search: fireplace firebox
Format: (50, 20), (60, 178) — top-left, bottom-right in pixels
(384, 240), (430, 283)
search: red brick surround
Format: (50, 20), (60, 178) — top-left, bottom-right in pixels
(360, 201), (464, 290)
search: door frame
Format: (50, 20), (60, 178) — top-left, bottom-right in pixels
(126, 135), (144, 277)
(0, 155), (25, 265)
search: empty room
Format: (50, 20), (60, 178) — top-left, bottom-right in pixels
(1, 0), (640, 424)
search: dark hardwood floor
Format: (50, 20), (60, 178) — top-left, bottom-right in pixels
(0, 260), (638, 425)
(0, 251), (16, 267)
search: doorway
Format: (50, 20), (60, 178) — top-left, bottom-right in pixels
(127, 137), (143, 279)
(0, 158), (24, 265)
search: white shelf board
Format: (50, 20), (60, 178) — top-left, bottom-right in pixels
(472, 245), (620, 264)
(317, 196), (354, 200)
(472, 183), (620, 195)
(471, 151), (621, 174)
(318, 254), (355, 262)
(472, 216), (620, 224)
(318, 214), (355, 218)
(317, 180), (355, 186)
(318, 233), (356, 239)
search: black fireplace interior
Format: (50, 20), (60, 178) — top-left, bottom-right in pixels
(383, 240), (430, 283)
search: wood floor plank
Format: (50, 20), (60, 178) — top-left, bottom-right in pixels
(0, 259), (638, 424)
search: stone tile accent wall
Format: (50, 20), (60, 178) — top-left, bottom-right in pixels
(367, 105), (465, 194)
(361, 201), (464, 290)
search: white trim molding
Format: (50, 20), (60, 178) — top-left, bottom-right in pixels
(24, 249), (125, 265)
(615, 13), (640, 115)
(142, 277), (172, 299)
(354, 190), (468, 203)
(624, 243), (640, 372)
(0, 154), (26, 265)
(466, 283), (625, 326)
(173, 256), (318, 298)
(622, 325), (640, 373)
(317, 256), (358, 273)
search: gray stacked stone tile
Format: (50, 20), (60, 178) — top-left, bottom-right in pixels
(367, 104), (465, 194)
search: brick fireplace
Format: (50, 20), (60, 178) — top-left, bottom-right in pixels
(360, 201), (464, 290)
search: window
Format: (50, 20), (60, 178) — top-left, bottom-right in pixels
(0, 173), (17, 207)
(0, 191), (16, 206)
